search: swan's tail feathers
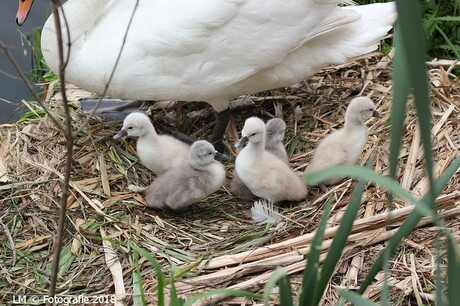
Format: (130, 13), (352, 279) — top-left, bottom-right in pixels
(341, 2), (397, 55)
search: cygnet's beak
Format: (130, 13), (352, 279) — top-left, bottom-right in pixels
(372, 110), (382, 118)
(235, 136), (248, 148)
(214, 151), (228, 161)
(113, 129), (128, 139)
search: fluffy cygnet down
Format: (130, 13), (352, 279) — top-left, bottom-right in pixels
(265, 118), (289, 164)
(304, 96), (382, 185)
(231, 118), (289, 199)
(113, 112), (190, 174)
(144, 140), (226, 210)
(234, 117), (307, 203)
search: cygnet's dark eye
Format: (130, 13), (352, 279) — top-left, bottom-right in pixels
(127, 126), (133, 130)
(251, 132), (256, 136)
(208, 152), (213, 155)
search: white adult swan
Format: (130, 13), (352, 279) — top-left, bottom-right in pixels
(16, 0), (396, 144)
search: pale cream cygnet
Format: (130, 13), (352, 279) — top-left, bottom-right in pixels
(113, 112), (190, 174)
(265, 118), (289, 165)
(234, 117), (307, 202)
(304, 96), (382, 185)
(231, 118), (289, 199)
(144, 140), (226, 210)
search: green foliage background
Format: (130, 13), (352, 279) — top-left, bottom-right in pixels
(357, 0), (460, 60)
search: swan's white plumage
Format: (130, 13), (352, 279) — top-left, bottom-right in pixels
(40, 0), (396, 112)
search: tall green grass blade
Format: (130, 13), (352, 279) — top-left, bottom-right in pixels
(298, 201), (332, 306)
(278, 274), (294, 306)
(131, 244), (147, 306)
(337, 297), (346, 306)
(305, 165), (437, 221)
(435, 234), (445, 306)
(435, 25), (460, 59)
(171, 258), (202, 279)
(339, 290), (379, 306)
(396, 0), (435, 204)
(127, 244), (261, 305)
(133, 245), (166, 306)
(312, 179), (366, 305)
(381, 260), (389, 306)
(358, 156), (460, 294)
(431, 156), (460, 196)
(132, 267), (146, 306)
(169, 271), (185, 306)
(447, 234), (460, 305)
(389, 26), (409, 180)
(432, 16), (460, 22)
(357, 209), (422, 294)
(263, 267), (293, 306)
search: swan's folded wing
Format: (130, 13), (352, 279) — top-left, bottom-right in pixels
(131, 0), (352, 85)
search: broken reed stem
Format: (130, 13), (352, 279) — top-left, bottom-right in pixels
(188, 197), (460, 305)
(48, 0), (74, 301)
(202, 192), (459, 270)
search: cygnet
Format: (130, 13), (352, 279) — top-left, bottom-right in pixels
(144, 140), (226, 210)
(231, 117), (289, 199)
(234, 117), (307, 203)
(113, 112), (190, 174)
(265, 118), (289, 165)
(304, 96), (382, 185)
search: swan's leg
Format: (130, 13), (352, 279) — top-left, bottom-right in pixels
(168, 107), (230, 154)
(168, 130), (195, 146)
(211, 107), (231, 151)
(175, 101), (183, 129)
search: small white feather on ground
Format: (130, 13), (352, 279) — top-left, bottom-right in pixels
(251, 199), (282, 225)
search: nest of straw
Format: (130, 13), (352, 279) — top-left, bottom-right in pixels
(0, 52), (459, 305)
